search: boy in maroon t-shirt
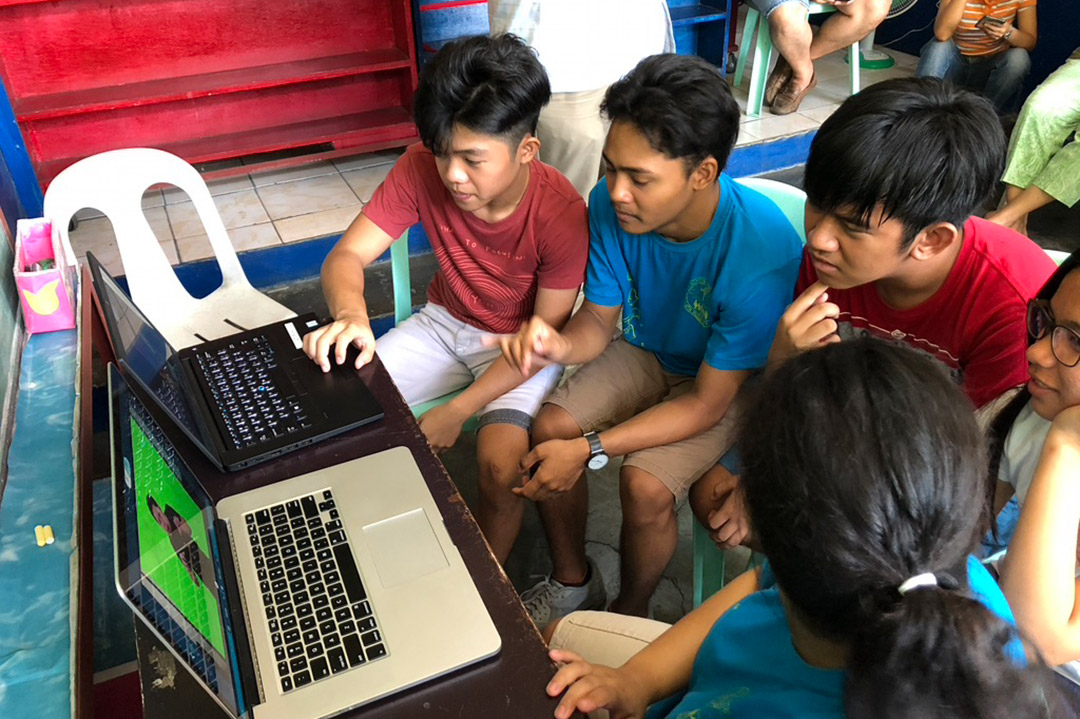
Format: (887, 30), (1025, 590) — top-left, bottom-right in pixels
(303, 35), (588, 563)
(694, 78), (1056, 550)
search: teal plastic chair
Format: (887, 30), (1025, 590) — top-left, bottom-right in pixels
(389, 235), (474, 421)
(692, 176), (807, 607)
(1047, 249), (1069, 266)
(734, 4), (860, 119)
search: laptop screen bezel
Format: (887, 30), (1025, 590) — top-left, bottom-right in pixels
(109, 364), (248, 717)
(88, 252), (225, 467)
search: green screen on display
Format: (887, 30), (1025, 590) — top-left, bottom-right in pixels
(131, 418), (225, 655)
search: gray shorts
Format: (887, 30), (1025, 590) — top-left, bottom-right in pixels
(746, 0), (810, 18)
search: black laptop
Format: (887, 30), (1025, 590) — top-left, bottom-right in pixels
(89, 252), (383, 471)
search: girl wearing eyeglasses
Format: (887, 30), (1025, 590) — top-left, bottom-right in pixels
(990, 248), (1080, 709)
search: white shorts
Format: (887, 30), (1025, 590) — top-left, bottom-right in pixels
(376, 303), (563, 430)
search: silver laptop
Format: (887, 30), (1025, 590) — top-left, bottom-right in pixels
(109, 365), (501, 719)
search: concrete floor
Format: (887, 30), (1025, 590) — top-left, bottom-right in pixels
(264, 170), (1079, 624)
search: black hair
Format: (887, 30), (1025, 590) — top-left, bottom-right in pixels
(988, 248), (1080, 483)
(601, 53), (740, 174)
(740, 338), (1052, 719)
(804, 77), (1005, 248)
(147, 495), (160, 515)
(412, 33), (550, 156)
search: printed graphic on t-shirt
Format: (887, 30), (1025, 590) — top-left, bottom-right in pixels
(623, 272), (642, 342)
(684, 278), (713, 328)
(837, 314), (964, 386)
(432, 243), (536, 330)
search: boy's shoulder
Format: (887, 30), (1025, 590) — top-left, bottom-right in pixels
(531, 159), (586, 209)
(959, 217), (1056, 300)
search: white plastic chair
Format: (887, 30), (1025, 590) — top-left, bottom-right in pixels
(45, 148), (295, 349)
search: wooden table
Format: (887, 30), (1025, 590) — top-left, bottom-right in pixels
(84, 280), (567, 718)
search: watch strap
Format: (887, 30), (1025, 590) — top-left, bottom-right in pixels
(583, 431), (604, 457)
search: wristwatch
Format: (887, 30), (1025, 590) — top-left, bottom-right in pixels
(583, 431), (609, 471)
(1004, 28), (1014, 41)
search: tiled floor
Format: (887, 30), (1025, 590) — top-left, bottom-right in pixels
(68, 49), (919, 276)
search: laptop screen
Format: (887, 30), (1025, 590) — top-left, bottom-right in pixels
(110, 365), (245, 717)
(88, 254), (216, 454)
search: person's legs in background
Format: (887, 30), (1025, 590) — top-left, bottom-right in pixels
(991, 54), (1080, 233)
(984, 47), (1032, 113)
(810, 0), (891, 61)
(535, 87), (609, 199)
(769, 0), (891, 114)
(916, 38), (966, 83)
(760, 0), (813, 105)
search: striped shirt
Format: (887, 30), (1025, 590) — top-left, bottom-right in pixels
(953, 0), (1036, 57)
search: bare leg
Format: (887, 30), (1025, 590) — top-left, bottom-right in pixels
(475, 423), (532, 564)
(609, 466), (678, 617)
(769, 3), (814, 94)
(532, 405), (591, 586)
(810, 0), (891, 61)
(987, 184), (1054, 235)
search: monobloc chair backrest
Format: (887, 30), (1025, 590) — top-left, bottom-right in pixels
(45, 148), (294, 349)
(735, 176), (808, 243)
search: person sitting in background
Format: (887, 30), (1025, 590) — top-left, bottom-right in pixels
(303, 35), (588, 565)
(497, 54), (802, 623)
(544, 339), (1055, 719)
(990, 250), (1080, 713)
(915, 0), (1036, 113)
(489, 0), (674, 198)
(692, 78), (1056, 552)
(748, 0), (891, 115)
(989, 49), (1080, 235)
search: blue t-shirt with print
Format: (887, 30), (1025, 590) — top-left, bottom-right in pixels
(585, 174), (802, 376)
(648, 556), (1020, 719)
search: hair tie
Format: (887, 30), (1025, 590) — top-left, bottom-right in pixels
(898, 573), (938, 595)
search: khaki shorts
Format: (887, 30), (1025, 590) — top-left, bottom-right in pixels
(544, 339), (741, 502)
(549, 610), (670, 668)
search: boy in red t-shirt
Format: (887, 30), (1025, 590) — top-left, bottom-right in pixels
(303, 35), (588, 563)
(695, 77), (1056, 550)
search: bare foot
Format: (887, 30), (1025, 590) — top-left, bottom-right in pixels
(987, 208), (1029, 236)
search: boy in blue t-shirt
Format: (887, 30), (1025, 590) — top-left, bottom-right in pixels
(496, 54), (802, 622)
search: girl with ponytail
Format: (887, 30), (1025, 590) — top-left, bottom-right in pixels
(544, 338), (1052, 719)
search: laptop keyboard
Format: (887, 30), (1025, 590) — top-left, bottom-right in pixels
(195, 335), (311, 450)
(245, 489), (387, 694)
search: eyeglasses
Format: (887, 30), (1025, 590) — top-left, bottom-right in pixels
(1027, 300), (1080, 368)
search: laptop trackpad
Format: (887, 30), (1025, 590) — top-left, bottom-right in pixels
(363, 509), (449, 588)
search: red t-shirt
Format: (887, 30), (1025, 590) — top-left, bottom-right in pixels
(362, 144), (588, 334)
(795, 217), (1056, 409)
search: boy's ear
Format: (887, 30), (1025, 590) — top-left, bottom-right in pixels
(517, 133), (541, 164)
(909, 221), (960, 260)
(690, 157), (719, 190)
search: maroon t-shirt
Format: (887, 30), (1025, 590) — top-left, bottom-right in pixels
(795, 216), (1056, 408)
(362, 144), (588, 334)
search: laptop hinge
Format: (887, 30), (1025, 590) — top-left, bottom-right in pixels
(216, 518), (263, 710)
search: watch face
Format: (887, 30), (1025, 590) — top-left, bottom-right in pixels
(587, 453), (608, 471)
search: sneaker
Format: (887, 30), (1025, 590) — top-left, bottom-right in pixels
(521, 558), (607, 627)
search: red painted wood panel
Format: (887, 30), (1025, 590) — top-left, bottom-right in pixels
(0, 0), (398, 97)
(0, 0), (419, 187)
(16, 49), (412, 119)
(23, 72), (411, 159)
